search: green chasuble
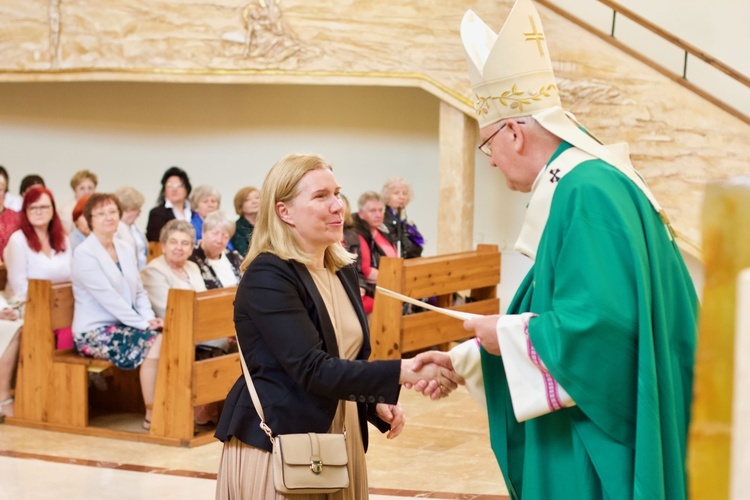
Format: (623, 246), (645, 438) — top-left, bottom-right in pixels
(482, 143), (698, 499)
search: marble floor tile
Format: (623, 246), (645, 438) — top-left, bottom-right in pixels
(0, 388), (508, 499)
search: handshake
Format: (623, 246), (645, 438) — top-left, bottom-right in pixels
(399, 351), (464, 400)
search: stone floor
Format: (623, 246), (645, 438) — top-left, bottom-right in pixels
(0, 388), (509, 499)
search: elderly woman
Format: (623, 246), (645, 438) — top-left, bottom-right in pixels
(230, 186), (259, 257)
(60, 170), (98, 235)
(214, 153), (460, 498)
(189, 211), (242, 289)
(146, 166), (192, 242)
(0, 166), (20, 258)
(381, 177), (424, 258)
(72, 193), (163, 429)
(114, 186), (148, 270)
(141, 219), (225, 425)
(188, 185), (221, 243)
(140, 220), (205, 317)
(2, 186), (72, 417)
(352, 191), (397, 308)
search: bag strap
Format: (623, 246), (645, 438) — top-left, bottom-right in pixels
(236, 340), (275, 444)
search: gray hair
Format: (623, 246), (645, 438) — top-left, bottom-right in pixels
(357, 191), (382, 212)
(203, 210), (235, 238)
(114, 186), (145, 211)
(159, 219), (196, 245)
(380, 178), (414, 206)
(189, 185), (221, 208)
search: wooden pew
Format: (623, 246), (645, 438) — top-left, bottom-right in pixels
(150, 286), (240, 445)
(10, 279), (239, 447)
(369, 244), (501, 360)
(0, 263), (6, 290)
(13, 280), (122, 429)
(147, 241), (163, 262)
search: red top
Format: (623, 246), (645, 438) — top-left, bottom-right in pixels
(358, 231), (397, 279)
(0, 209), (20, 261)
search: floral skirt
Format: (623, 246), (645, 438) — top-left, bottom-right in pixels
(73, 324), (158, 370)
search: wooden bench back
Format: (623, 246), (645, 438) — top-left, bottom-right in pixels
(152, 286), (240, 441)
(0, 264), (6, 291)
(370, 244), (501, 359)
(50, 281), (75, 330)
(147, 241), (163, 262)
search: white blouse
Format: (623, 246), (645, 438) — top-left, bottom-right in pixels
(2, 230), (72, 302)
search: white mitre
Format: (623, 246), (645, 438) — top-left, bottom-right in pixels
(461, 0), (666, 218)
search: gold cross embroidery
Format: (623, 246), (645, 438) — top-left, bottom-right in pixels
(524, 15), (545, 57)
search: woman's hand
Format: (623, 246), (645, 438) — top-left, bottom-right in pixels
(148, 318), (164, 331)
(399, 357), (463, 399)
(375, 403), (405, 439)
(0, 308), (18, 321)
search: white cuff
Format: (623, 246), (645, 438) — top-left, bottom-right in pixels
(496, 313), (575, 422)
(449, 339), (486, 410)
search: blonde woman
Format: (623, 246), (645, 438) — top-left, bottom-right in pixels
(214, 154), (461, 498)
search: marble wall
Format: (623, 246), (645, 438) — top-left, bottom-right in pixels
(0, 0), (748, 256)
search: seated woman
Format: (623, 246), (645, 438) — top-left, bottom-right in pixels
(140, 220), (205, 317)
(214, 154), (459, 498)
(114, 186), (148, 270)
(352, 191), (397, 312)
(189, 185), (222, 243)
(189, 211), (242, 289)
(230, 186), (259, 257)
(72, 193), (163, 429)
(0, 166), (20, 259)
(2, 186), (72, 417)
(381, 177), (424, 258)
(146, 166), (192, 242)
(59, 170), (98, 235)
(141, 219), (225, 425)
(0, 296), (22, 418)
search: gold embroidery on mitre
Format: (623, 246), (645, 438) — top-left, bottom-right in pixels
(523, 16), (545, 57)
(474, 83), (558, 116)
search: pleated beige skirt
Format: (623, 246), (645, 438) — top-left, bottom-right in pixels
(215, 400), (368, 500)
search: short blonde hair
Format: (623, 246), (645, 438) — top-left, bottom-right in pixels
(380, 177), (414, 208)
(70, 170), (98, 190)
(159, 219), (196, 245)
(203, 210), (236, 238)
(189, 185), (221, 209)
(357, 191), (382, 211)
(233, 186), (259, 216)
(243, 154), (355, 272)
(114, 186), (145, 211)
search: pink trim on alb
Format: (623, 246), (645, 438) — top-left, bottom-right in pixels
(524, 320), (563, 412)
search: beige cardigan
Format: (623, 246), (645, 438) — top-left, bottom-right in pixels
(140, 255), (206, 319)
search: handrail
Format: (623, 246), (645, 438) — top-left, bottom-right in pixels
(599, 0), (750, 87)
(535, 0), (750, 125)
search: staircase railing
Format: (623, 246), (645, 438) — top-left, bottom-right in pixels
(536, 0), (750, 124)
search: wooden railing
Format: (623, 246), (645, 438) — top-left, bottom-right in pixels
(536, 0), (750, 125)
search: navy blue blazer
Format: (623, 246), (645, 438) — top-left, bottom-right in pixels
(214, 253), (401, 453)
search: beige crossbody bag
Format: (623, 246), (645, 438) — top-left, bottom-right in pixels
(237, 341), (350, 494)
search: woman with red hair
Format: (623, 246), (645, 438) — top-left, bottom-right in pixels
(0, 187), (72, 418)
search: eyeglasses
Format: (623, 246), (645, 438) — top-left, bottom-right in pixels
(27, 204), (52, 213)
(477, 120), (524, 156)
(91, 209), (120, 219)
(165, 183), (184, 189)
